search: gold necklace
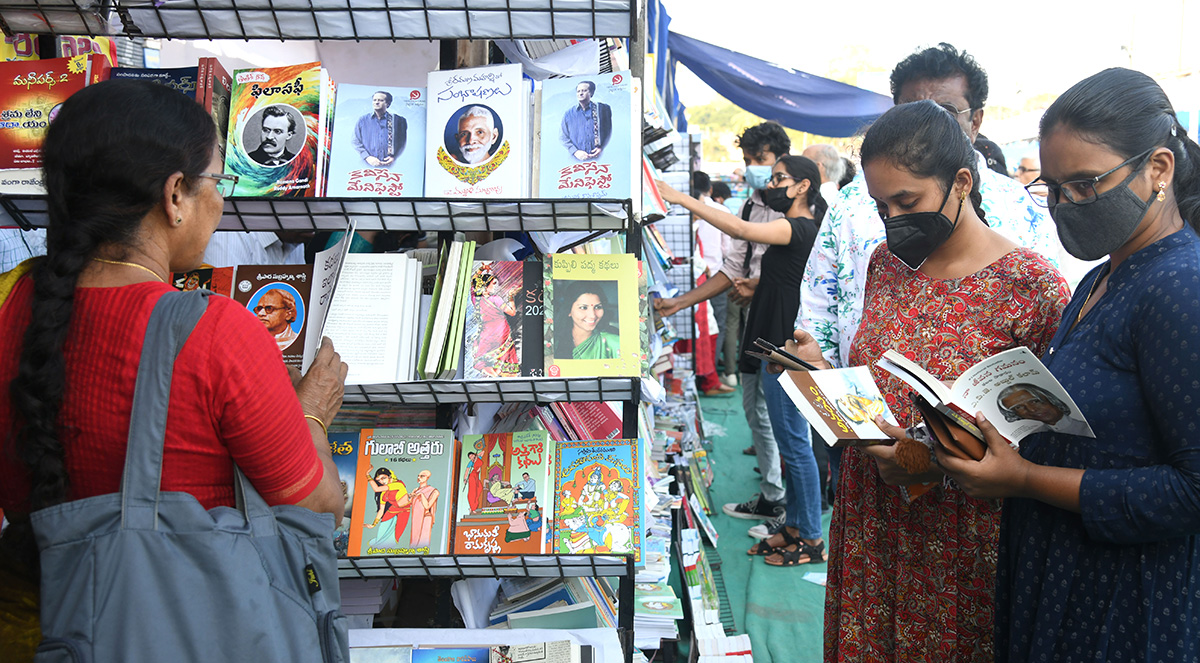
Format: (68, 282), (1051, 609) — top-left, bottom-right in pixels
(92, 258), (165, 283)
(1073, 273), (1102, 329)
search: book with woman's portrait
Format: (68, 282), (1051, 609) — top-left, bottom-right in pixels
(542, 253), (643, 377)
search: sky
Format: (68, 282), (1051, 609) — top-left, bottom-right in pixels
(660, 0), (1200, 115)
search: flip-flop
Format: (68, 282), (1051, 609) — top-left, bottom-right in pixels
(747, 526), (799, 557)
(764, 540), (826, 567)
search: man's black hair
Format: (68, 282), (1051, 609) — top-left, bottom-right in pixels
(692, 170), (712, 196)
(711, 182), (732, 200)
(735, 121), (791, 160)
(890, 42), (989, 112)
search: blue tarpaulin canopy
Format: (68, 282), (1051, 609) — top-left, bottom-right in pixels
(666, 31), (893, 138)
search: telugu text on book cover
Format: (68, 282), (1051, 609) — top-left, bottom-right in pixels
(543, 253), (644, 377)
(0, 54), (109, 194)
(424, 63), (527, 197)
(230, 264), (314, 370)
(110, 66), (198, 99)
(224, 62), (326, 197)
(537, 71), (638, 200)
(452, 430), (553, 555)
(552, 438), (642, 561)
(347, 428), (456, 557)
(327, 83), (425, 197)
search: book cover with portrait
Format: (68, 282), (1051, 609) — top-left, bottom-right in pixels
(537, 71), (640, 200)
(552, 438), (642, 561)
(0, 54), (111, 194)
(424, 63), (528, 198)
(346, 428), (456, 557)
(543, 253), (643, 377)
(451, 431), (553, 555)
(224, 62), (335, 197)
(230, 264), (314, 370)
(327, 84), (426, 197)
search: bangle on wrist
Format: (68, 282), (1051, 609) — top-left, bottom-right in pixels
(304, 413), (328, 437)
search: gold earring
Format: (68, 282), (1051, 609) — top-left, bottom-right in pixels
(1156, 181), (1166, 202)
(961, 189), (969, 205)
(175, 217), (183, 225)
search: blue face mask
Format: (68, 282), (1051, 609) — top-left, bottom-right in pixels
(745, 165), (772, 191)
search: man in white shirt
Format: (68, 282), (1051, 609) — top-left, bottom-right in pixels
(0, 228), (46, 272)
(202, 231), (306, 268)
(801, 143), (844, 205)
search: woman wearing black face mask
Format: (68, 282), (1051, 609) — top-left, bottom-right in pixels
(657, 155), (829, 567)
(787, 100), (1070, 662)
(936, 68), (1200, 663)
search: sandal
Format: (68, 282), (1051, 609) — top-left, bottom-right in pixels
(764, 539), (826, 567)
(747, 526), (799, 557)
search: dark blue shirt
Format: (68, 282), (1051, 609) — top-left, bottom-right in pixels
(352, 111), (405, 162)
(997, 224), (1200, 662)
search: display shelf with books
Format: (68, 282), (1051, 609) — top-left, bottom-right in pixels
(0, 0), (636, 41)
(344, 376), (640, 406)
(0, 195), (635, 233)
(339, 553), (634, 581)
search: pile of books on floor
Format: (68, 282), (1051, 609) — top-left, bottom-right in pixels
(631, 580), (683, 650)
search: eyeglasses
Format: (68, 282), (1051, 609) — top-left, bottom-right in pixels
(768, 172), (794, 185)
(937, 102), (974, 117)
(199, 172), (238, 197)
(254, 305), (285, 314)
(1024, 147), (1154, 208)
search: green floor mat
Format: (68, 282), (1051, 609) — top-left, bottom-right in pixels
(697, 387), (830, 663)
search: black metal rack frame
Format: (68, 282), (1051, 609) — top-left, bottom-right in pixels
(0, 0), (635, 41)
(0, 195), (634, 233)
(345, 376), (639, 405)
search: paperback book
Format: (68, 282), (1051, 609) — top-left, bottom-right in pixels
(452, 431), (553, 555)
(328, 431), (360, 558)
(780, 366), (900, 447)
(543, 253), (643, 377)
(225, 61), (334, 197)
(323, 253), (423, 384)
(552, 438), (642, 561)
(425, 63), (528, 197)
(327, 84), (426, 197)
(537, 71), (639, 199)
(463, 260), (546, 378)
(198, 57), (233, 161)
(0, 54), (110, 194)
(346, 428), (457, 556)
(110, 66), (198, 98)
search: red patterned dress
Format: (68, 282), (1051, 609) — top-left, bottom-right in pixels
(824, 244), (1069, 663)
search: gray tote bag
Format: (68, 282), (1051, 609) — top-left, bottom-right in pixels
(30, 290), (348, 662)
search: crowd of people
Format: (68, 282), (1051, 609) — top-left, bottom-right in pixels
(661, 42), (1200, 663)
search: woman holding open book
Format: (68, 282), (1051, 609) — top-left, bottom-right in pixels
(0, 80), (348, 659)
(938, 69), (1200, 662)
(657, 155), (829, 567)
(788, 100), (1069, 662)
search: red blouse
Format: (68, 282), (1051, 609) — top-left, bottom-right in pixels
(0, 277), (322, 514)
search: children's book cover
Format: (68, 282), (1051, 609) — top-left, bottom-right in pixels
(463, 260), (524, 379)
(0, 54), (110, 194)
(328, 431), (360, 558)
(425, 63), (527, 197)
(537, 71), (638, 199)
(328, 84), (425, 197)
(110, 66), (198, 98)
(553, 438), (642, 561)
(543, 253), (643, 377)
(230, 264), (314, 370)
(225, 62), (326, 197)
(452, 430), (553, 555)
(347, 428), (456, 557)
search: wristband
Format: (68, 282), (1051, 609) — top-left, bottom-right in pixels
(304, 414), (329, 437)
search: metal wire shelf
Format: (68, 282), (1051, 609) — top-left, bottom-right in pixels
(0, 0), (635, 40)
(338, 552), (633, 580)
(0, 195), (633, 233)
(344, 376), (640, 405)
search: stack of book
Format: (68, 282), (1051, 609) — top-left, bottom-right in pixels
(631, 581), (683, 650)
(339, 578), (398, 629)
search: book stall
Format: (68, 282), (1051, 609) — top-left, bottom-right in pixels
(0, 1), (752, 661)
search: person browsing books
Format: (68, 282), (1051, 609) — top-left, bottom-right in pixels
(786, 100), (1069, 662)
(248, 105), (297, 166)
(656, 155), (828, 568)
(934, 68), (1200, 663)
(352, 91), (407, 168)
(561, 80), (612, 161)
(554, 281), (621, 360)
(0, 80), (349, 660)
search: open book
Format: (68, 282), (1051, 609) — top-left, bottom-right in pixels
(877, 346), (1093, 444)
(779, 366), (900, 447)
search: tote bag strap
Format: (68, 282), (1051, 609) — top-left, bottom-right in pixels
(120, 290), (211, 530)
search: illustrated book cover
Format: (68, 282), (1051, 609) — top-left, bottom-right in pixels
(0, 54), (110, 194)
(543, 253), (643, 377)
(552, 438), (643, 561)
(452, 430), (553, 555)
(327, 84), (426, 197)
(328, 431), (360, 558)
(463, 260), (531, 379)
(110, 66), (198, 99)
(779, 366), (900, 447)
(424, 63), (528, 197)
(224, 61), (333, 197)
(537, 71), (639, 199)
(346, 428), (456, 557)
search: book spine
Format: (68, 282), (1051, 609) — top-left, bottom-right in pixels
(521, 260), (544, 376)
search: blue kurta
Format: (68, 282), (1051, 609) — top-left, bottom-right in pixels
(997, 225), (1200, 662)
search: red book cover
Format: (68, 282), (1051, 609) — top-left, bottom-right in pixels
(566, 402), (622, 440)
